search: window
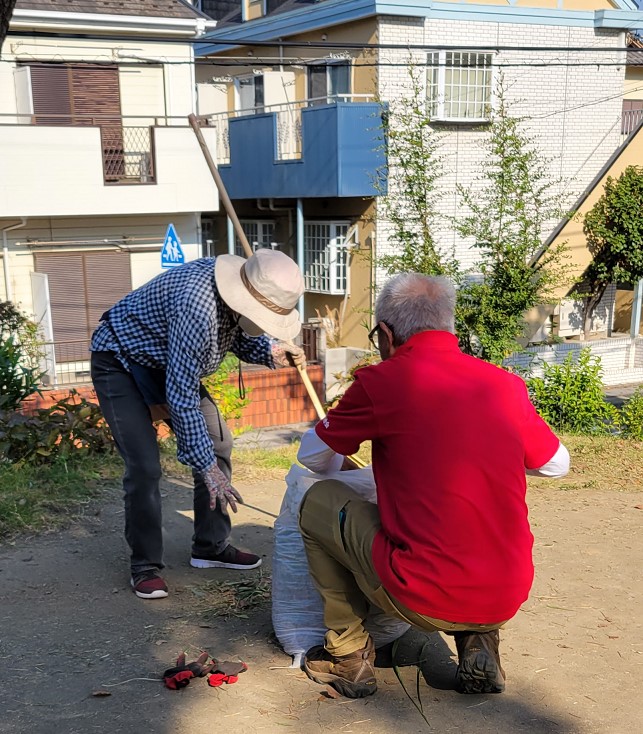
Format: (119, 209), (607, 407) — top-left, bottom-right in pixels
(236, 220), (275, 256)
(242, 0), (266, 21)
(307, 61), (351, 106)
(427, 52), (493, 122)
(235, 75), (264, 114)
(304, 222), (350, 295)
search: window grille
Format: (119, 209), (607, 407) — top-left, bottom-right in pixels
(304, 222), (350, 295)
(235, 220), (275, 256)
(427, 51), (493, 122)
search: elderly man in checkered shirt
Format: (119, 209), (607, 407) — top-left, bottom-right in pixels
(90, 250), (305, 599)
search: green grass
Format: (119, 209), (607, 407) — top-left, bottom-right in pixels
(0, 454), (122, 540)
(2, 431), (640, 542)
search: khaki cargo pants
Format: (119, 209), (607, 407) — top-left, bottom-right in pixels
(299, 480), (504, 657)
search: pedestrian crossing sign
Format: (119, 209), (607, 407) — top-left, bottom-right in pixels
(161, 223), (185, 268)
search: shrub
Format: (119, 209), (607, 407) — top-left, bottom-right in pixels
(619, 388), (643, 440)
(527, 349), (618, 434)
(0, 391), (113, 465)
(201, 354), (251, 422)
(0, 336), (43, 411)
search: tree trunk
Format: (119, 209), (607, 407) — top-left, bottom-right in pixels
(0, 0), (18, 51)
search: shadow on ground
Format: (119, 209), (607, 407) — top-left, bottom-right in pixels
(0, 476), (632, 734)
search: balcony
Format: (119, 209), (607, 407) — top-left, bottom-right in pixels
(0, 115), (219, 218)
(200, 97), (387, 200)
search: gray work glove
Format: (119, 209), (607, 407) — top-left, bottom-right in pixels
(271, 341), (306, 369)
(203, 463), (243, 513)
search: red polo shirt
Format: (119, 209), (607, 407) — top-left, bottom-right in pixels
(315, 331), (559, 624)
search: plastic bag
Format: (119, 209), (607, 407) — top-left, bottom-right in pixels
(271, 464), (409, 666)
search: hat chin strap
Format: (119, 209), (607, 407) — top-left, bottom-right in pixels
(240, 263), (293, 316)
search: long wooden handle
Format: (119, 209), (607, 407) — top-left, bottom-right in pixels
(187, 114), (329, 426)
(188, 114), (253, 259)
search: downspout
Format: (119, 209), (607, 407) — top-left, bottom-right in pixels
(2, 218), (27, 302)
(296, 198), (304, 319)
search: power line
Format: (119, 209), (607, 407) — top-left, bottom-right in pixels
(6, 27), (643, 53)
(0, 55), (637, 69)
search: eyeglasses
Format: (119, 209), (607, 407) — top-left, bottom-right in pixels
(368, 321), (393, 350)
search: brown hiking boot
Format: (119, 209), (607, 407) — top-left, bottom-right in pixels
(303, 637), (377, 698)
(454, 630), (505, 694)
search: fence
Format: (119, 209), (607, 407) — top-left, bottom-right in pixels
(505, 336), (643, 386)
(40, 339), (92, 387)
(200, 95), (375, 165)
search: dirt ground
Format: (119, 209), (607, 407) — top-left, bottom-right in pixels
(0, 472), (641, 734)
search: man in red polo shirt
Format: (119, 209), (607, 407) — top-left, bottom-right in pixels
(297, 273), (569, 699)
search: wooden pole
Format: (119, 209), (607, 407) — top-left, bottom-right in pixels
(188, 114), (253, 259)
(187, 114), (354, 439)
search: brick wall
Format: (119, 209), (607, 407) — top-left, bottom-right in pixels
(20, 365), (324, 430)
(376, 17), (625, 274)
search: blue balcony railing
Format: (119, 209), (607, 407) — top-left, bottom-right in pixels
(200, 97), (387, 199)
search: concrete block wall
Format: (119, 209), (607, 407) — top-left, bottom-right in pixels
(376, 17), (624, 277)
(505, 336), (643, 386)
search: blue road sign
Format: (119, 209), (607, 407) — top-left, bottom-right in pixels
(161, 223), (185, 269)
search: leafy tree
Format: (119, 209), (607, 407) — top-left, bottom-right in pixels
(376, 64), (459, 280)
(582, 165), (643, 337)
(454, 88), (570, 363)
(379, 73), (569, 364)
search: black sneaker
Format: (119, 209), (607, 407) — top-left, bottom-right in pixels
(190, 545), (262, 570)
(454, 630), (505, 694)
(130, 570), (168, 599)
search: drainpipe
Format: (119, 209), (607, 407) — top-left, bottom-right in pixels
(296, 198), (304, 319)
(2, 218), (27, 302)
(227, 215), (235, 255)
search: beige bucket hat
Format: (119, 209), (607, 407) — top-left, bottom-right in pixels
(215, 249), (304, 341)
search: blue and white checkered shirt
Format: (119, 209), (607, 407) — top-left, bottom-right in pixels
(91, 257), (274, 472)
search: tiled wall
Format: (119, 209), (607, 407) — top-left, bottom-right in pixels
(376, 17), (624, 274)
(20, 365), (325, 430)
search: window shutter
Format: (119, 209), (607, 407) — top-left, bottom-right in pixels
(70, 65), (124, 180)
(84, 251), (132, 330)
(34, 251), (132, 362)
(29, 64), (72, 125)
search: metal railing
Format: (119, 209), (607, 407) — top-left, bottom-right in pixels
(621, 108), (643, 137)
(300, 322), (322, 364)
(40, 339), (92, 387)
(200, 94), (376, 165)
(102, 126), (155, 184)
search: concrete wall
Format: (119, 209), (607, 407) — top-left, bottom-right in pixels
(0, 126), (219, 218)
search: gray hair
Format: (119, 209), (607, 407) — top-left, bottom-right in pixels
(375, 273), (456, 345)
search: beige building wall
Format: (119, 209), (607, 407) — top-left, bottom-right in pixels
(196, 18), (378, 109)
(624, 67), (643, 100)
(0, 213), (201, 314)
(0, 36), (195, 121)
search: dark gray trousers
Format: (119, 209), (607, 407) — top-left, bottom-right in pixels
(91, 350), (233, 575)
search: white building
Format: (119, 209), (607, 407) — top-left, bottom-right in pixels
(0, 0), (219, 383)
